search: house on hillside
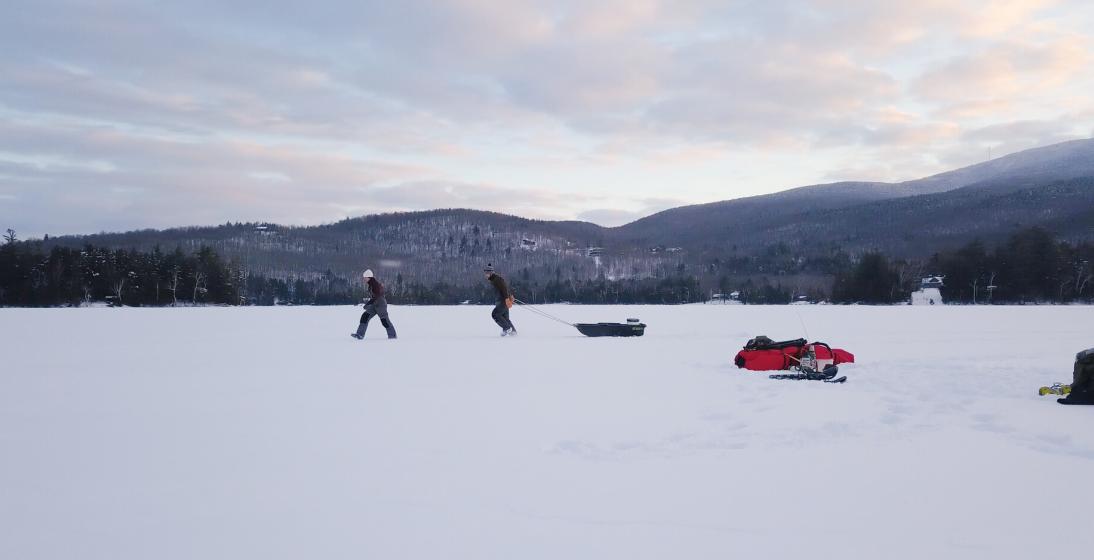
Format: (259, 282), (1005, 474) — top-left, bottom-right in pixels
(911, 276), (945, 305)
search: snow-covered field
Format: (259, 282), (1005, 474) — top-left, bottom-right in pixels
(2, 304), (1093, 559)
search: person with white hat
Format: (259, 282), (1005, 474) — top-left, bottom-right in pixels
(351, 269), (397, 340)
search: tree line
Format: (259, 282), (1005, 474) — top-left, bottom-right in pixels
(4, 226), (1091, 306)
(1, 237), (245, 307)
(831, 228), (1094, 304)
(1, 234), (705, 306)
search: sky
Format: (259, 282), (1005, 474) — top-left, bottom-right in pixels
(2, 0), (1094, 237)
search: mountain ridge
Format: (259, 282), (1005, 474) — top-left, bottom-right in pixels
(36, 138), (1094, 286)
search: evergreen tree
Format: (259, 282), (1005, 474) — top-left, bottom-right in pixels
(832, 253), (900, 304)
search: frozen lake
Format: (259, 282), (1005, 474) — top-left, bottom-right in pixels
(2, 304), (1093, 559)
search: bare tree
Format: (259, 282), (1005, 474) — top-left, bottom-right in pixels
(112, 278), (126, 304)
(168, 266), (181, 306)
(1059, 278), (1072, 302)
(192, 270), (207, 303)
(895, 260), (925, 294)
(3, 228), (15, 244)
(1076, 260), (1091, 298)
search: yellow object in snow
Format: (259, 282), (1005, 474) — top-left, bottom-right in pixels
(1039, 384), (1071, 396)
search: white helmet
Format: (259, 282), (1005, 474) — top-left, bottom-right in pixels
(362, 269), (374, 279)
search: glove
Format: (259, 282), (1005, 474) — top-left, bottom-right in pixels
(505, 296), (514, 309)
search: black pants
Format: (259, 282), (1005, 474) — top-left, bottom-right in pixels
(358, 297), (397, 338)
(491, 302), (514, 330)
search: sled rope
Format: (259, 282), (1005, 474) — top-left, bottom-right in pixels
(512, 298), (575, 327)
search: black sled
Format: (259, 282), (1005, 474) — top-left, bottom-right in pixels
(574, 319), (646, 337)
(512, 299), (647, 338)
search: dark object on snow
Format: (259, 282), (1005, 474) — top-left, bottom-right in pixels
(1058, 348), (1094, 405)
(574, 320), (646, 337)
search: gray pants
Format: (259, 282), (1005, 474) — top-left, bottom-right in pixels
(357, 297), (397, 339)
(492, 302), (514, 331)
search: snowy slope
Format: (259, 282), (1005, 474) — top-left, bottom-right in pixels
(2, 305), (1093, 560)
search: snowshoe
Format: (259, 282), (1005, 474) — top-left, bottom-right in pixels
(769, 364), (842, 382)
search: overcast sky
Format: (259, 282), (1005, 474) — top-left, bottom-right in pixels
(3, 0), (1093, 237)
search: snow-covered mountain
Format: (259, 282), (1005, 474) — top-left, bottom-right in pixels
(42, 139), (1094, 281)
(897, 138), (1094, 195)
(616, 138), (1094, 250)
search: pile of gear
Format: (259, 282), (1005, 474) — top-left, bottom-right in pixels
(734, 336), (855, 383)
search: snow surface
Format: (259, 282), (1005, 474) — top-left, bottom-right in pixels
(2, 304), (1093, 560)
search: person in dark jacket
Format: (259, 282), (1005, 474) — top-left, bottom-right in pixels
(484, 263), (516, 336)
(351, 269), (397, 340)
(1059, 347), (1094, 404)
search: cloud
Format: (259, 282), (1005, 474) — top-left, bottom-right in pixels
(912, 38), (1091, 104)
(359, 180), (597, 221)
(577, 198), (686, 227)
(2, 0), (1093, 236)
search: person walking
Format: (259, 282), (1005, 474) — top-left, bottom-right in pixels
(484, 263), (516, 336)
(351, 269), (397, 340)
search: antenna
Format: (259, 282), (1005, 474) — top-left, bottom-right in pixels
(793, 307), (811, 341)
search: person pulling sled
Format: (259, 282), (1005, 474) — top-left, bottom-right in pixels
(484, 264), (516, 336)
(351, 269), (397, 340)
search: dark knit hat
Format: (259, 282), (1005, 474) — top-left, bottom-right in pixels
(484, 263), (495, 273)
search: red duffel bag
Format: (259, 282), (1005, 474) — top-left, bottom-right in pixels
(734, 336), (854, 371)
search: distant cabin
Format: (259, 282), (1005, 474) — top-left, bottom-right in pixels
(920, 276), (944, 289)
(709, 291), (742, 304)
(911, 276), (945, 305)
